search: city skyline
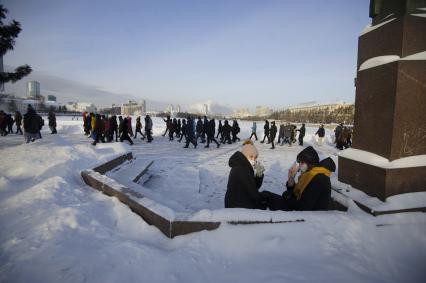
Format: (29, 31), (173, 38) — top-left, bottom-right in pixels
(3, 0), (370, 108)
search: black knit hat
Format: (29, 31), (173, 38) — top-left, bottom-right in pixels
(297, 146), (319, 165)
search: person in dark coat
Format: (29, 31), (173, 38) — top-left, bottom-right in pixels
(205, 118), (220, 148)
(184, 117), (197, 148)
(260, 146), (335, 211)
(144, 115), (153, 142)
(84, 113), (91, 136)
(315, 124), (325, 146)
(134, 116), (145, 139)
(225, 142), (266, 209)
(0, 111), (6, 136)
(36, 114), (44, 139)
(231, 120), (240, 142)
(111, 115), (118, 142)
(169, 118), (177, 141)
(23, 105), (41, 143)
(260, 120), (270, 143)
(178, 119), (187, 142)
(195, 117), (205, 143)
(176, 119), (181, 138)
(14, 111), (23, 135)
(216, 120), (223, 140)
(334, 123), (343, 145)
(118, 117), (134, 145)
(297, 123), (306, 146)
(162, 115), (171, 136)
(277, 123), (285, 144)
(6, 114), (14, 134)
(269, 121), (277, 149)
(48, 111), (57, 134)
(118, 116), (124, 137)
(221, 120), (232, 144)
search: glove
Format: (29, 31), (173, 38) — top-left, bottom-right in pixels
(254, 161), (265, 177)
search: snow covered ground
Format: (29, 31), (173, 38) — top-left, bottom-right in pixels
(1, 116), (425, 283)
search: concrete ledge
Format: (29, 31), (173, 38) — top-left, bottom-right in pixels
(338, 156), (426, 201)
(93, 152), (134, 174)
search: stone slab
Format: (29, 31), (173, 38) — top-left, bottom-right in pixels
(338, 156), (426, 201)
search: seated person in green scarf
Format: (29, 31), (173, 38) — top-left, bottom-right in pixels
(261, 146), (336, 211)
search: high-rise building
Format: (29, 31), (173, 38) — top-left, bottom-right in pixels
(47, 95), (57, 102)
(27, 81), (41, 98)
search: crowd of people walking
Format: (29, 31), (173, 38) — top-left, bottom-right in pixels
(1, 106), (352, 151)
(0, 105), (58, 143)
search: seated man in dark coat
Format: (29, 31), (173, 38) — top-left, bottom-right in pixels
(261, 146), (336, 211)
(225, 140), (266, 209)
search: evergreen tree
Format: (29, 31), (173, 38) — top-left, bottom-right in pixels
(0, 5), (31, 84)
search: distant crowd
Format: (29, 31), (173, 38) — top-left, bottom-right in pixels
(1, 105), (352, 150)
(0, 105), (57, 143)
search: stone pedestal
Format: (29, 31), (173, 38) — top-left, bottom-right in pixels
(338, 0), (426, 201)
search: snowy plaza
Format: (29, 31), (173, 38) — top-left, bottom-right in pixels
(1, 116), (425, 282)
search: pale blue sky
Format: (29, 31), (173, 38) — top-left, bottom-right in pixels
(3, 0), (370, 108)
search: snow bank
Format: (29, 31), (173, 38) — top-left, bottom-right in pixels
(338, 148), (426, 169)
(332, 179), (426, 211)
(359, 51), (426, 71)
(412, 13), (426, 18)
(360, 18), (396, 36)
(359, 55), (400, 71)
(401, 51), (426, 60)
(1, 116), (426, 283)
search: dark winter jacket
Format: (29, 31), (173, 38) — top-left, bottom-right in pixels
(145, 116), (153, 130)
(298, 125), (306, 138)
(186, 118), (195, 137)
(222, 122), (231, 136)
(284, 157), (335, 211)
(48, 113), (56, 127)
(203, 117), (209, 134)
(316, 127), (325, 138)
(207, 119), (216, 137)
(218, 121), (223, 132)
(270, 123), (277, 139)
(94, 116), (103, 134)
(23, 108), (40, 134)
(136, 119), (142, 131)
(196, 119), (203, 133)
(15, 112), (22, 126)
(225, 151), (264, 209)
(263, 121), (270, 134)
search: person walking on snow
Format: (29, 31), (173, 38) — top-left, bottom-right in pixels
(297, 123), (306, 146)
(249, 121), (258, 141)
(134, 116), (145, 140)
(269, 121), (277, 149)
(315, 124), (325, 146)
(48, 111), (57, 134)
(260, 120), (270, 144)
(205, 118), (220, 148)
